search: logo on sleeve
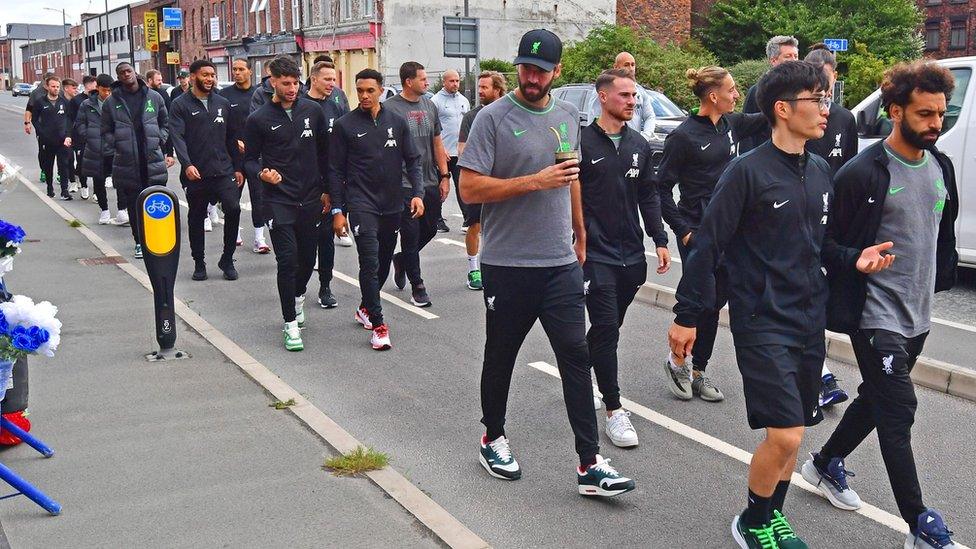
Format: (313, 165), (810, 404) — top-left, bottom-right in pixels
(384, 127), (397, 148)
(828, 133), (843, 158)
(301, 117), (313, 138)
(214, 107), (224, 124)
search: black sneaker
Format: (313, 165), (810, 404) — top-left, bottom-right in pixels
(192, 262), (208, 281)
(218, 257), (238, 280)
(318, 286), (338, 308)
(392, 253), (407, 290)
(411, 283), (431, 307)
(46, 184), (55, 197)
(436, 217), (449, 233)
(60, 193), (73, 201)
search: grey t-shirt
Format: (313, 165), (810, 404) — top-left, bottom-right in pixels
(860, 144), (948, 337)
(457, 92), (580, 268)
(383, 94), (442, 188)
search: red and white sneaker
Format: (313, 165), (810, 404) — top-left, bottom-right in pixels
(371, 324), (391, 350)
(355, 307), (373, 330)
(253, 239), (271, 254)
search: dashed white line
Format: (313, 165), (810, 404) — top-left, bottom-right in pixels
(330, 271), (439, 320)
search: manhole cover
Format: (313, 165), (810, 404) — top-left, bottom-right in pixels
(77, 256), (127, 266)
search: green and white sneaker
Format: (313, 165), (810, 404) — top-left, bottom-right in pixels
(732, 514), (779, 549)
(295, 295), (306, 328)
(467, 269), (482, 290)
(133, 244), (143, 259)
(577, 454), (635, 497)
(283, 320), (303, 351)
(770, 510), (807, 549)
(479, 434), (521, 480)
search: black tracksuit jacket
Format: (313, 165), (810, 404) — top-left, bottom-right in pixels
(32, 95), (70, 145)
(674, 142), (839, 346)
(305, 91), (349, 131)
(168, 91), (241, 180)
(329, 105), (422, 216)
(823, 140), (959, 334)
(579, 122), (668, 267)
(66, 91), (88, 149)
(657, 112), (768, 241)
(805, 102), (858, 175)
(243, 97), (330, 212)
(217, 83), (254, 145)
(740, 84), (770, 154)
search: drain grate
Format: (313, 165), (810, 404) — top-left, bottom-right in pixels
(77, 256), (127, 266)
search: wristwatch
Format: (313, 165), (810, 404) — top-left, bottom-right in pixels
(330, 208), (343, 216)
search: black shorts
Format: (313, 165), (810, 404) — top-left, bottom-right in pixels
(461, 202), (481, 228)
(734, 335), (825, 430)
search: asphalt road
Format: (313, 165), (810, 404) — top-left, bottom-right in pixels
(1, 91), (973, 547)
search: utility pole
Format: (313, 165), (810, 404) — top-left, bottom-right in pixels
(42, 8), (68, 78)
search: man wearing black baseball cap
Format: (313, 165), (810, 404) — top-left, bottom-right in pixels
(459, 29), (636, 497)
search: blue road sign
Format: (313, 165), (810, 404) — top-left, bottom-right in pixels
(824, 38), (849, 52)
(162, 7), (183, 30)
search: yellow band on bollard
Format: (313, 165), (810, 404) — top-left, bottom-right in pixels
(141, 191), (176, 256)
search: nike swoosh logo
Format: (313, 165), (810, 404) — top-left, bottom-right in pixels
(889, 186), (906, 195)
(191, 111), (201, 116)
(700, 143), (711, 150)
(230, 103), (239, 107)
(357, 132), (368, 138)
(513, 129), (527, 137)
(271, 125), (282, 130)
(591, 157), (605, 164)
(773, 200), (790, 209)
(868, 197), (876, 204)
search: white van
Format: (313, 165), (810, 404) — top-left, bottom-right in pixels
(850, 56), (974, 267)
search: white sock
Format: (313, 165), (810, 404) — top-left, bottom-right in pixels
(237, 227), (242, 240)
(468, 255), (479, 272)
(295, 295), (305, 311)
(822, 364), (832, 377)
(254, 226), (265, 241)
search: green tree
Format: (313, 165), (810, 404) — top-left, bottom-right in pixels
(478, 58), (518, 91)
(728, 59), (769, 96)
(843, 42), (895, 107)
(558, 24), (643, 85)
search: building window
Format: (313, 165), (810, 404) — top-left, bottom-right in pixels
(265, 0), (272, 34)
(342, 0), (352, 19)
(364, 0), (374, 17)
(201, 9), (206, 42)
(950, 20), (967, 49)
(925, 23), (941, 51)
(292, 0), (300, 30)
(279, 0), (286, 31)
(121, 26), (126, 41)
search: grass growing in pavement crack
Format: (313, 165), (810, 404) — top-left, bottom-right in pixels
(269, 398), (296, 409)
(323, 446), (389, 476)
(68, 219), (83, 227)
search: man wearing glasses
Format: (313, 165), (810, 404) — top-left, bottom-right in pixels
(668, 61), (895, 548)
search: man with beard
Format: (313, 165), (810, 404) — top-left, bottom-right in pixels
(456, 71), (506, 290)
(304, 60), (350, 309)
(169, 59), (243, 282)
(588, 52), (656, 138)
(220, 58), (271, 254)
(244, 56), (330, 352)
(32, 75), (72, 199)
(801, 61), (960, 549)
(459, 29), (636, 497)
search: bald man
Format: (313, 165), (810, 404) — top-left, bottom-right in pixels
(432, 69), (471, 235)
(589, 52), (656, 138)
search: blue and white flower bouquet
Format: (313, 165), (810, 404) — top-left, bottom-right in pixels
(0, 296), (61, 397)
(0, 220), (25, 279)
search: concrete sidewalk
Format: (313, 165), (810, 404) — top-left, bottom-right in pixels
(0, 180), (440, 547)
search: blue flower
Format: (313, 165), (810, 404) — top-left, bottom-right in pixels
(27, 326), (49, 347)
(0, 221), (25, 246)
(10, 327), (37, 353)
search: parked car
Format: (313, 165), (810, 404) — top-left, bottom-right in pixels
(551, 83), (688, 172)
(850, 55), (975, 267)
(11, 83), (32, 97)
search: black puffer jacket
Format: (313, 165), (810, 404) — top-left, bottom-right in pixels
(100, 79), (169, 191)
(74, 94), (109, 178)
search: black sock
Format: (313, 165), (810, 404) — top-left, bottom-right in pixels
(813, 450), (831, 470)
(770, 480), (791, 513)
(579, 455), (597, 469)
(743, 489), (771, 527)
(485, 428), (504, 442)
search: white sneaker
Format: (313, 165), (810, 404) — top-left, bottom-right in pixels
(253, 237), (271, 254)
(68, 181), (79, 193)
(593, 395), (602, 410)
(371, 324), (391, 350)
(203, 217), (213, 232)
(80, 186), (90, 200)
(355, 307), (373, 330)
(335, 234), (353, 247)
(605, 409), (639, 448)
(236, 227), (243, 246)
(98, 210), (112, 225)
(207, 204), (220, 225)
(295, 295), (306, 328)
(114, 209), (130, 226)
(105, 176), (113, 188)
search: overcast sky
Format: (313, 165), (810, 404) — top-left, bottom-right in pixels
(1, 0), (133, 33)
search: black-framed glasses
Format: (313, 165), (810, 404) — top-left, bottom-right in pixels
(778, 95), (832, 110)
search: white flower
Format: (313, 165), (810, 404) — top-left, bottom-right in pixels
(0, 256), (12, 276)
(0, 295), (61, 357)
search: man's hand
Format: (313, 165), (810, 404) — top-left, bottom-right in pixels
(333, 212), (347, 236)
(260, 168), (282, 185)
(320, 193), (331, 213)
(681, 232), (692, 246)
(63, 137), (72, 148)
(237, 140), (245, 154)
(185, 165), (202, 181)
(668, 323), (696, 361)
(856, 241), (895, 274)
(165, 156), (176, 168)
(23, 124), (31, 135)
(655, 246), (671, 274)
(574, 232), (586, 266)
(234, 171), (244, 187)
(410, 197), (425, 218)
(535, 159), (580, 191)
(439, 179), (449, 202)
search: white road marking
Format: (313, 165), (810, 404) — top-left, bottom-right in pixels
(330, 271), (439, 320)
(436, 238), (466, 248)
(526, 361), (968, 542)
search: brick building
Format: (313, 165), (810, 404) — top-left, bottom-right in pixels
(20, 38), (70, 83)
(921, 0), (976, 59)
(617, 0), (691, 44)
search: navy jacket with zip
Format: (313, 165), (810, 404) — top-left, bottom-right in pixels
(657, 112), (767, 242)
(168, 90), (240, 181)
(823, 140), (959, 334)
(66, 91), (89, 149)
(674, 142), (838, 346)
(329, 105), (423, 216)
(32, 94), (70, 145)
(100, 79), (169, 192)
(74, 94), (109, 178)
(579, 121), (668, 267)
(243, 97), (330, 218)
(218, 83), (254, 144)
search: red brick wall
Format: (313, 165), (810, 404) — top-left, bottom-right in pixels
(617, 0), (692, 45)
(920, 0), (976, 59)
(691, 0), (719, 34)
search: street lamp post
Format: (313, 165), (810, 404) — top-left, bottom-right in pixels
(42, 8), (68, 78)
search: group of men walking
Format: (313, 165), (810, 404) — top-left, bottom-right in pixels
(20, 27), (961, 548)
